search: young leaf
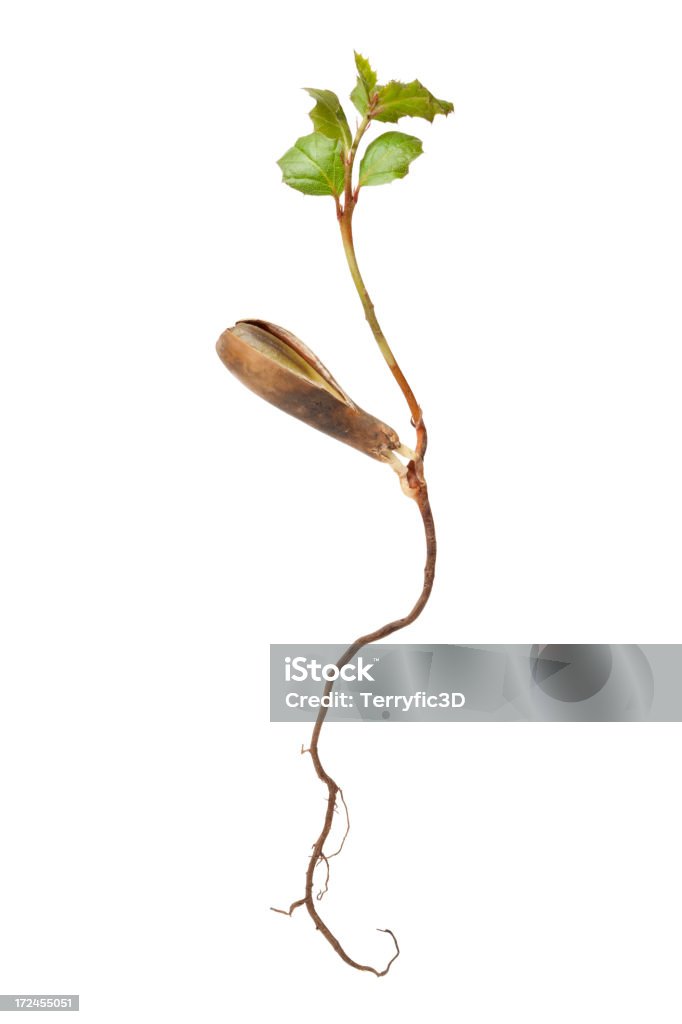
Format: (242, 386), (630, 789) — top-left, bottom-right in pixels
(304, 88), (352, 151)
(355, 52), (377, 94)
(277, 133), (345, 198)
(373, 79), (454, 123)
(358, 131), (423, 188)
(351, 78), (369, 116)
(350, 51), (378, 116)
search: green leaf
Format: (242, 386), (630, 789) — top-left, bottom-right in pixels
(358, 131), (423, 187)
(351, 78), (369, 116)
(350, 51), (378, 116)
(373, 79), (454, 123)
(277, 133), (345, 198)
(355, 52), (377, 94)
(304, 88), (352, 151)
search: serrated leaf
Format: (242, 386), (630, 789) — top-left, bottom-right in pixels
(358, 131), (423, 187)
(304, 88), (352, 151)
(350, 51), (378, 116)
(277, 133), (345, 198)
(354, 52), (377, 94)
(373, 79), (454, 123)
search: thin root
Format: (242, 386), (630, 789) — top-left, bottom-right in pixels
(325, 789), (350, 861)
(375, 928), (401, 976)
(316, 854), (330, 901)
(270, 898), (306, 917)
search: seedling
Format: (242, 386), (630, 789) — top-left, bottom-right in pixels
(217, 52), (453, 974)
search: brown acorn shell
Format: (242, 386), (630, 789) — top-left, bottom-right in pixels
(216, 319), (401, 461)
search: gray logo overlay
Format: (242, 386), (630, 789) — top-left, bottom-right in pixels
(269, 645), (671, 722)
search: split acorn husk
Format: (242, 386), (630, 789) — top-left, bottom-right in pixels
(216, 319), (401, 461)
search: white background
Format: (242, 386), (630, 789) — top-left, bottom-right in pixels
(1, 0), (681, 1021)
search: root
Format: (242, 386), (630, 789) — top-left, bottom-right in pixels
(271, 482), (435, 975)
(325, 789), (350, 861)
(315, 854), (330, 901)
(376, 929), (401, 974)
(300, 761), (401, 976)
(270, 898), (306, 917)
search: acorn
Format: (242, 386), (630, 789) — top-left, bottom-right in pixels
(216, 319), (402, 462)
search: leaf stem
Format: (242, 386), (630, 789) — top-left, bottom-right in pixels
(348, 116), (369, 176)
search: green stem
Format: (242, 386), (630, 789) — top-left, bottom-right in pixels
(348, 116), (369, 175)
(339, 213), (421, 430)
(338, 113), (424, 439)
